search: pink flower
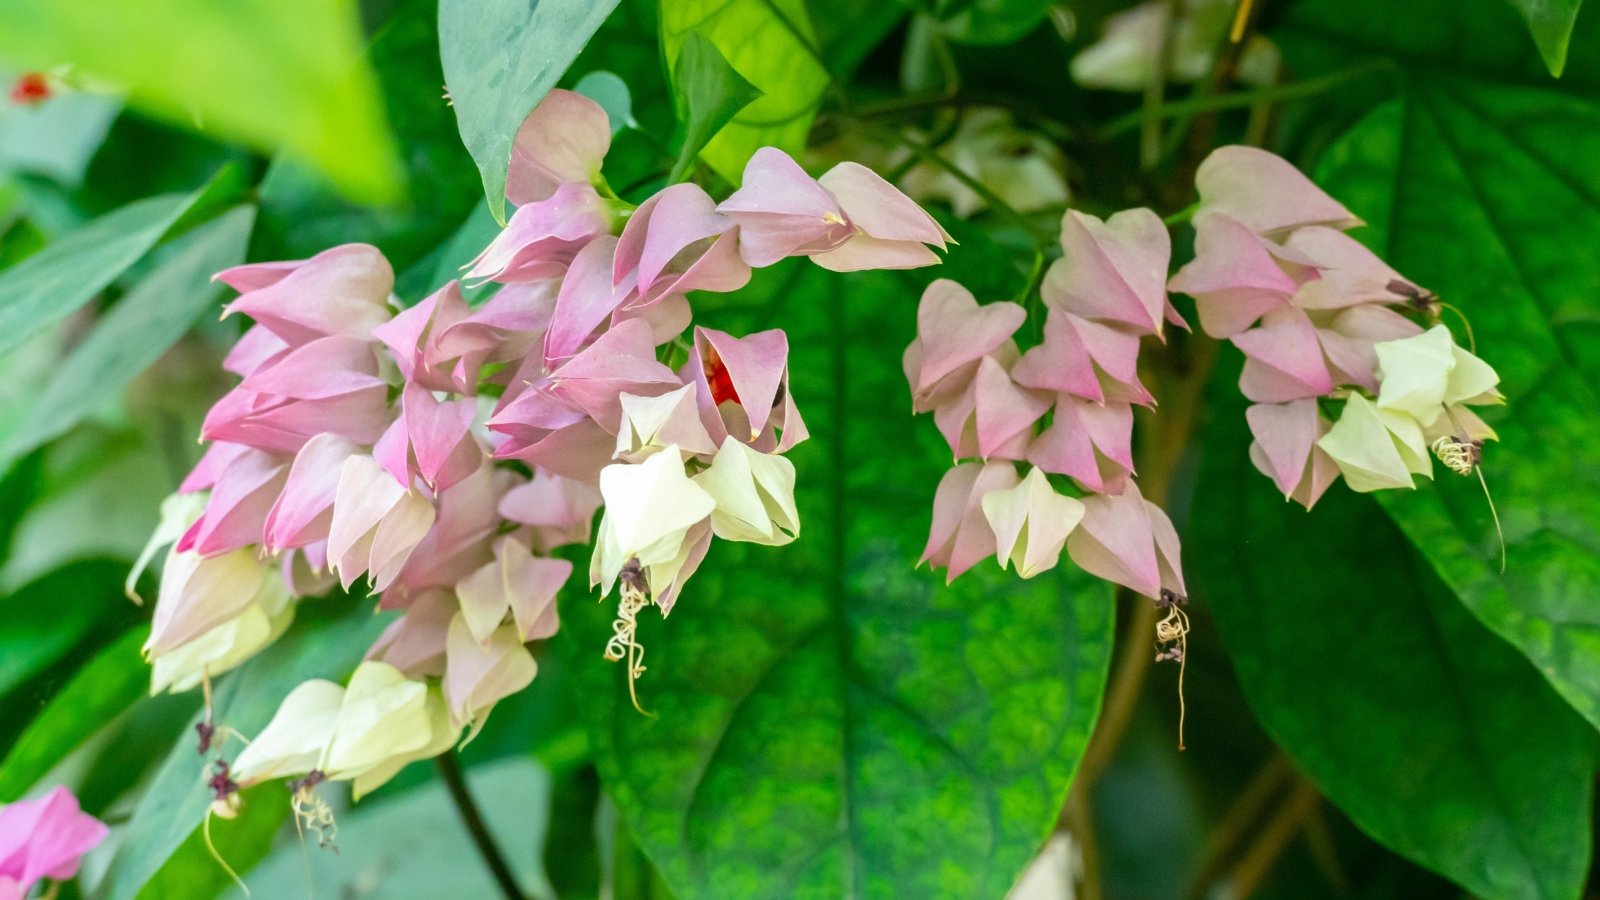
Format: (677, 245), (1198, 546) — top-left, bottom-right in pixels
(506, 89), (611, 206)
(218, 244), (394, 346)
(0, 787), (107, 896)
(373, 384), (485, 494)
(467, 182), (614, 283)
(326, 454), (437, 591)
(1246, 399), (1340, 508)
(1042, 208), (1179, 336)
(903, 279), (1025, 410)
(920, 461), (1020, 582)
(682, 327), (808, 452)
(1065, 481), (1186, 600)
(613, 183), (750, 304)
(719, 148), (950, 271)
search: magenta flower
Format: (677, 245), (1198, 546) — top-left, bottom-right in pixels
(0, 787), (108, 897)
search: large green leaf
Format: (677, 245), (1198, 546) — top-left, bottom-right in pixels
(439, 0), (620, 223)
(660, 0), (830, 185)
(1193, 385), (1597, 900)
(568, 262), (1114, 899)
(0, 205), (254, 468)
(1504, 0), (1586, 76)
(0, 0), (400, 204)
(255, 0), (481, 264)
(0, 176), (219, 359)
(0, 627), (146, 801)
(135, 784), (287, 900)
(95, 601), (391, 900)
(1273, 0), (1600, 732)
(667, 32), (761, 183)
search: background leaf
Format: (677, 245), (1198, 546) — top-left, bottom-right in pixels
(932, 0), (1054, 45)
(0, 204), (253, 468)
(569, 261), (1114, 898)
(659, 0), (830, 185)
(1503, 0), (1587, 75)
(1193, 378), (1597, 900)
(0, 627), (147, 802)
(439, 0), (621, 222)
(668, 33), (761, 183)
(0, 176), (220, 359)
(0, 0), (400, 204)
(1276, 0), (1600, 733)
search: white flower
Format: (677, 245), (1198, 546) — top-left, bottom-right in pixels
(692, 438), (800, 546)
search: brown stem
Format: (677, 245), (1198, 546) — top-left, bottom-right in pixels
(1186, 753), (1294, 896)
(1222, 779), (1322, 897)
(436, 750), (527, 900)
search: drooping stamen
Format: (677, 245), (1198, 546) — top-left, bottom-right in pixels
(288, 770), (338, 852)
(603, 559), (658, 717)
(1155, 589), (1190, 751)
(1439, 407), (1508, 574)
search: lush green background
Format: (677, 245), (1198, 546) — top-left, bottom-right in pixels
(0, 0), (1595, 897)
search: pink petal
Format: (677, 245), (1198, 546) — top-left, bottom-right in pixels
(222, 325), (289, 377)
(180, 441), (251, 494)
(818, 161), (950, 246)
(1317, 304), (1425, 391)
(221, 244), (393, 345)
(1167, 213), (1298, 338)
(809, 234), (941, 272)
(190, 449), (287, 556)
(718, 147), (851, 267)
(468, 182), (611, 282)
(543, 237), (639, 364)
(1244, 400), (1318, 497)
(0, 786), (107, 891)
(239, 335), (383, 400)
(366, 587), (454, 677)
(973, 356), (1051, 459)
(507, 89), (611, 205)
(1284, 226), (1413, 310)
(909, 279), (1025, 398)
(1043, 209), (1169, 334)
(1232, 307), (1333, 400)
(1195, 145), (1361, 237)
(920, 461), (1019, 582)
(264, 433), (360, 551)
(1066, 483), (1162, 598)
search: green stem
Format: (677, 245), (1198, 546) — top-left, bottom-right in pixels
(1163, 203), (1199, 227)
(1099, 60), (1395, 141)
(1140, 0), (1180, 170)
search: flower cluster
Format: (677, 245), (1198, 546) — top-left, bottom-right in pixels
(0, 787), (106, 900)
(905, 207), (1189, 611)
(1168, 146), (1503, 508)
(132, 90), (947, 818)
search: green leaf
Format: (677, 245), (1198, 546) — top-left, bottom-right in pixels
(576, 70), (639, 135)
(254, 0), (481, 264)
(569, 262), (1113, 898)
(1279, 0), (1600, 734)
(660, 0), (830, 185)
(668, 33), (761, 184)
(95, 601), (392, 900)
(1194, 386), (1597, 900)
(0, 559), (133, 700)
(808, 0), (908, 78)
(0, 173), (223, 360)
(0, 0), (400, 205)
(933, 0), (1054, 45)
(225, 758), (553, 899)
(1504, 0), (1586, 75)
(0, 627), (146, 802)
(440, 0), (621, 223)
(138, 784), (287, 900)
(0, 205), (254, 469)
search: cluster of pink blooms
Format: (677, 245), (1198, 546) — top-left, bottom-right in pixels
(905, 206), (1189, 610)
(0, 787), (106, 900)
(1168, 146), (1502, 507)
(130, 90), (950, 809)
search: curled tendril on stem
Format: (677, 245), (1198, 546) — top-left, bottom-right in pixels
(1155, 589), (1190, 751)
(604, 559), (658, 717)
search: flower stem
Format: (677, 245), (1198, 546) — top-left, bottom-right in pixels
(436, 750), (526, 900)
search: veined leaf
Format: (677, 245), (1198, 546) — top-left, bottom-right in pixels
(1504, 0), (1586, 76)
(440, 0), (620, 223)
(569, 261), (1113, 898)
(660, 0), (829, 185)
(1195, 376), (1597, 900)
(0, 0), (400, 205)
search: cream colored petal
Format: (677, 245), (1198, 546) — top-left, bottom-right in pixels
(1316, 395), (1415, 492)
(1374, 324), (1455, 425)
